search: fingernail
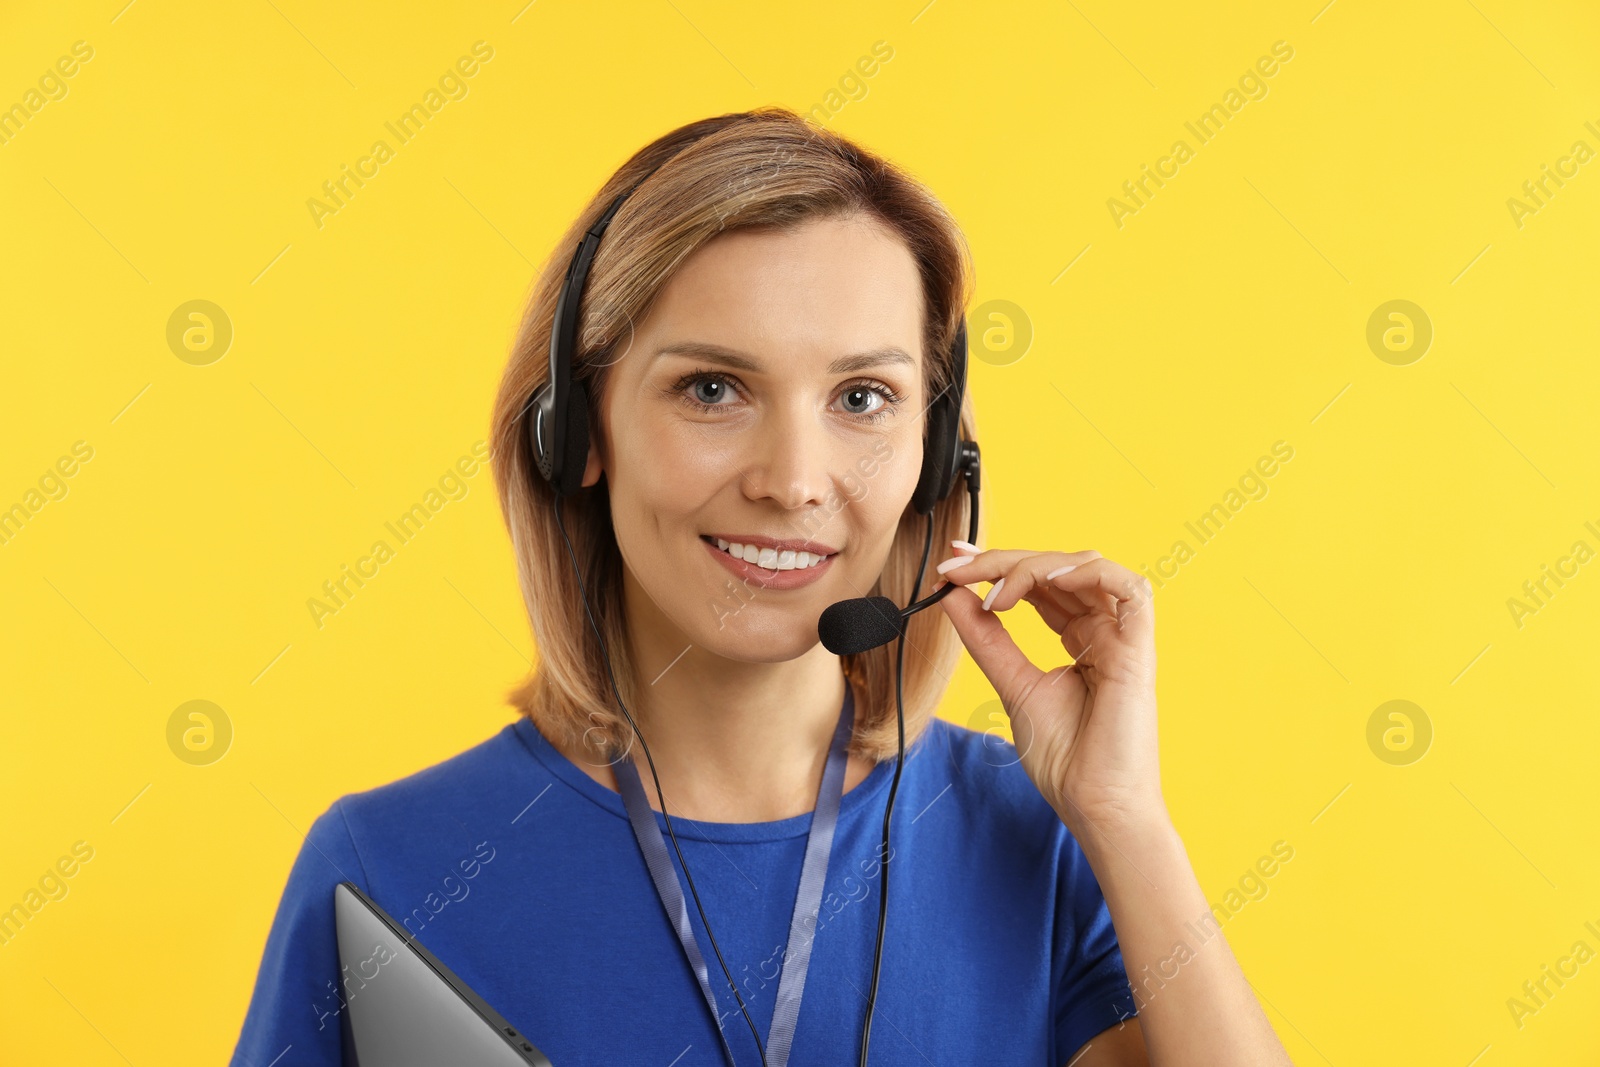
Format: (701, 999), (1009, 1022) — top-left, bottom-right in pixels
(1045, 565), (1078, 580)
(952, 540), (980, 554)
(936, 555), (974, 575)
(981, 577), (1005, 611)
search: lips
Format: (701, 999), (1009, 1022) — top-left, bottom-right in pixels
(700, 535), (836, 590)
(701, 533), (840, 557)
(703, 535), (832, 569)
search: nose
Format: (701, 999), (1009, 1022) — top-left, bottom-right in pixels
(740, 401), (833, 511)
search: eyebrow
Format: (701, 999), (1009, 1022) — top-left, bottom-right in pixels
(654, 340), (916, 376)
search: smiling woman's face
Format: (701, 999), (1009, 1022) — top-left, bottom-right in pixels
(579, 212), (928, 662)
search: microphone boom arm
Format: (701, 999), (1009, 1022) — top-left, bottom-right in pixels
(901, 441), (980, 619)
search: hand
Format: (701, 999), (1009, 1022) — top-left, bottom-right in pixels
(934, 543), (1166, 840)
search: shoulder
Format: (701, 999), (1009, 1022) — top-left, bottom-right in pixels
(907, 716), (1081, 868)
(336, 722), (522, 825)
(321, 723), (530, 886)
(905, 716), (1121, 967)
(911, 723), (1135, 1051)
(914, 715), (1060, 819)
(257, 723), (525, 901)
(231, 723), (534, 1064)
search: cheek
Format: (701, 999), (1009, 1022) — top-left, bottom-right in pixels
(609, 424), (728, 539)
(865, 432), (924, 506)
(617, 400), (744, 482)
(838, 436), (920, 544)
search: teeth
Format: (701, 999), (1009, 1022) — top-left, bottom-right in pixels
(711, 538), (830, 571)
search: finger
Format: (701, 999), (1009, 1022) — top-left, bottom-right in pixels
(998, 556), (1152, 639)
(935, 548), (1104, 624)
(939, 570), (1085, 652)
(1034, 559), (1155, 632)
(934, 547), (1068, 630)
(938, 549), (1146, 627)
(984, 557), (1124, 616)
(1062, 611), (1096, 663)
(934, 547), (1102, 586)
(936, 583), (1046, 711)
(1016, 583), (1073, 633)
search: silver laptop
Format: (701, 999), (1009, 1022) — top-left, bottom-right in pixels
(333, 881), (554, 1066)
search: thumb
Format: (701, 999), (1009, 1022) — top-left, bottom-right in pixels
(937, 582), (1044, 710)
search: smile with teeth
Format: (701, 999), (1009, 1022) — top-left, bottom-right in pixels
(704, 537), (833, 571)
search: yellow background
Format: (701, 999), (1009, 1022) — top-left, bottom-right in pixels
(2, 0), (1597, 1063)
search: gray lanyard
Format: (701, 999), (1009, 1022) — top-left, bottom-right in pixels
(614, 685), (855, 1067)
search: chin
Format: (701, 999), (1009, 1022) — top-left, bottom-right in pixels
(695, 613), (824, 664)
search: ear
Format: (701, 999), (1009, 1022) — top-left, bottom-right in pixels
(580, 435), (605, 488)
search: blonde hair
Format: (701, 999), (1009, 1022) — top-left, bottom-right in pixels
(488, 106), (981, 765)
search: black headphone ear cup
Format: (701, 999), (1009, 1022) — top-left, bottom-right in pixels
(912, 394), (958, 516)
(557, 378), (591, 497)
(527, 384), (551, 483)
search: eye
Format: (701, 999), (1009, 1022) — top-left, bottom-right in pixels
(838, 384), (884, 418)
(689, 375), (733, 407)
(669, 371), (740, 411)
(834, 380), (904, 423)
(666, 369), (905, 424)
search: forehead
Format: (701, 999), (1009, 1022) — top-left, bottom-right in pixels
(633, 214), (925, 369)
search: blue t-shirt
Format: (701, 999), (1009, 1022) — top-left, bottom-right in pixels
(231, 705), (1137, 1066)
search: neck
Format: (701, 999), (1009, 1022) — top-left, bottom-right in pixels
(600, 567), (871, 823)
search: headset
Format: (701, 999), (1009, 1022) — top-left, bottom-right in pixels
(525, 139), (981, 1067)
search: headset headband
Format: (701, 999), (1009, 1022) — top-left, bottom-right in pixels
(528, 150), (973, 515)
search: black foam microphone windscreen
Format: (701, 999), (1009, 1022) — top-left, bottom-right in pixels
(818, 596), (906, 655)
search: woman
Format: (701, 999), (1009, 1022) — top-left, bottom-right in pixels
(232, 107), (1291, 1066)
